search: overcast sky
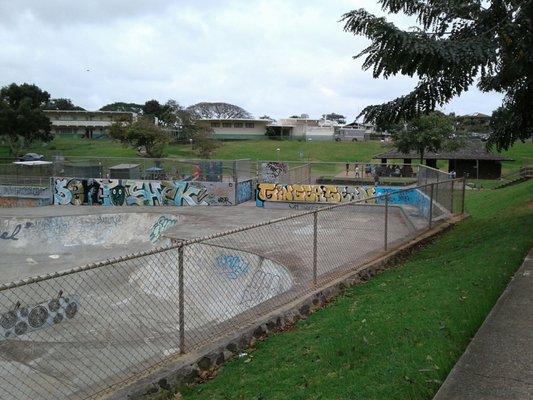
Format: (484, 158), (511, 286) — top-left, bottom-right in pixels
(0, 0), (503, 120)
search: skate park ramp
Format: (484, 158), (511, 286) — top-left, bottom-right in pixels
(0, 238), (293, 400)
(0, 212), (181, 283)
(0, 199), (434, 400)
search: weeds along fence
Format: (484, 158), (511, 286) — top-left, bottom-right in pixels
(0, 178), (465, 400)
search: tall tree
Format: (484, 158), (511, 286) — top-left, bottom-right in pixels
(187, 102), (252, 119)
(0, 83), (52, 156)
(159, 99), (198, 139)
(142, 99), (163, 119)
(322, 113), (346, 124)
(342, 1), (533, 151)
(108, 117), (169, 158)
(99, 102), (143, 114)
(44, 98), (85, 111)
(390, 112), (456, 162)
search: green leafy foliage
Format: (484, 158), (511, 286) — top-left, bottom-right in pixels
(192, 128), (219, 159)
(109, 117), (170, 158)
(99, 102), (144, 114)
(322, 113), (346, 124)
(44, 98), (85, 111)
(342, 1), (533, 151)
(390, 112), (457, 160)
(0, 83), (53, 156)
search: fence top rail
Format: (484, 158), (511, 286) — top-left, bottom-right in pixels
(417, 164), (448, 175)
(0, 178), (463, 292)
(258, 160), (420, 166)
(49, 175), (249, 184)
(52, 156), (251, 163)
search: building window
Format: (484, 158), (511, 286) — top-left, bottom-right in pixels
(245, 122), (255, 128)
(222, 122), (232, 128)
(234, 122), (243, 128)
(211, 122), (221, 128)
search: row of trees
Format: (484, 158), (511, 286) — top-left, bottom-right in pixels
(0, 82), (256, 157)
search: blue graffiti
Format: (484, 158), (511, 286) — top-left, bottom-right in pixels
(236, 180), (253, 204)
(375, 187), (431, 218)
(215, 255), (250, 279)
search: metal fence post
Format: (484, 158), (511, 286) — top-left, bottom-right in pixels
(313, 211), (318, 286)
(461, 176), (466, 214)
(178, 245), (185, 354)
(429, 183), (434, 229)
(384, 194), (389, 251)
(435, 173), (440, 205)
(450, 179), (454, 214)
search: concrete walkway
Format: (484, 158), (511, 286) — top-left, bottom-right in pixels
(434, 249), (533, 400)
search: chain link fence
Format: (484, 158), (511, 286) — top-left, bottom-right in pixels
(258, 161), (419, 186)
(0, 178), (464, 399)
(0, 157), (254, 185)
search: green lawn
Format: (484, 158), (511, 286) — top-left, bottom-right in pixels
(0, 136), (390, 163)
(147, 181), (531, 400)
(2, 136), (530, 165)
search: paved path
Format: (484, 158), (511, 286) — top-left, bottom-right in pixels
(434, 249), (533, 400)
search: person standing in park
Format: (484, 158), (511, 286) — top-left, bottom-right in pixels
(373, 171), (380, 186)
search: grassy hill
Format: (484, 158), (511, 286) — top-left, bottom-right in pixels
(1, 136), (530, 175)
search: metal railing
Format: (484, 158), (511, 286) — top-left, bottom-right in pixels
(0, 177), (465, 399)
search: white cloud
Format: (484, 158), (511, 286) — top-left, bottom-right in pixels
(0, 0), (503, 120)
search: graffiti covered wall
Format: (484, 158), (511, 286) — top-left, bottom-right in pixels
(0, 185), (52, 208)
(374, 187), (433, 218)
(53, 178), (253, 206)
(256, 183), (376, 206)
(260, 162), (288, 183)
(236, 180), (253, 204)
(256, 183), (436, 219)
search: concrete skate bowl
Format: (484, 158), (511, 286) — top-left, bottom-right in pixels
(0, 212), (182, 283)
(0, 243), (293, 400)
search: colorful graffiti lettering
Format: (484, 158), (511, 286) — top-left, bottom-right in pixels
(148, 216), (177, 244)
(54, 178), (216, 207)
(215, 255), (250, 279)
(256, 183), (376, 204)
